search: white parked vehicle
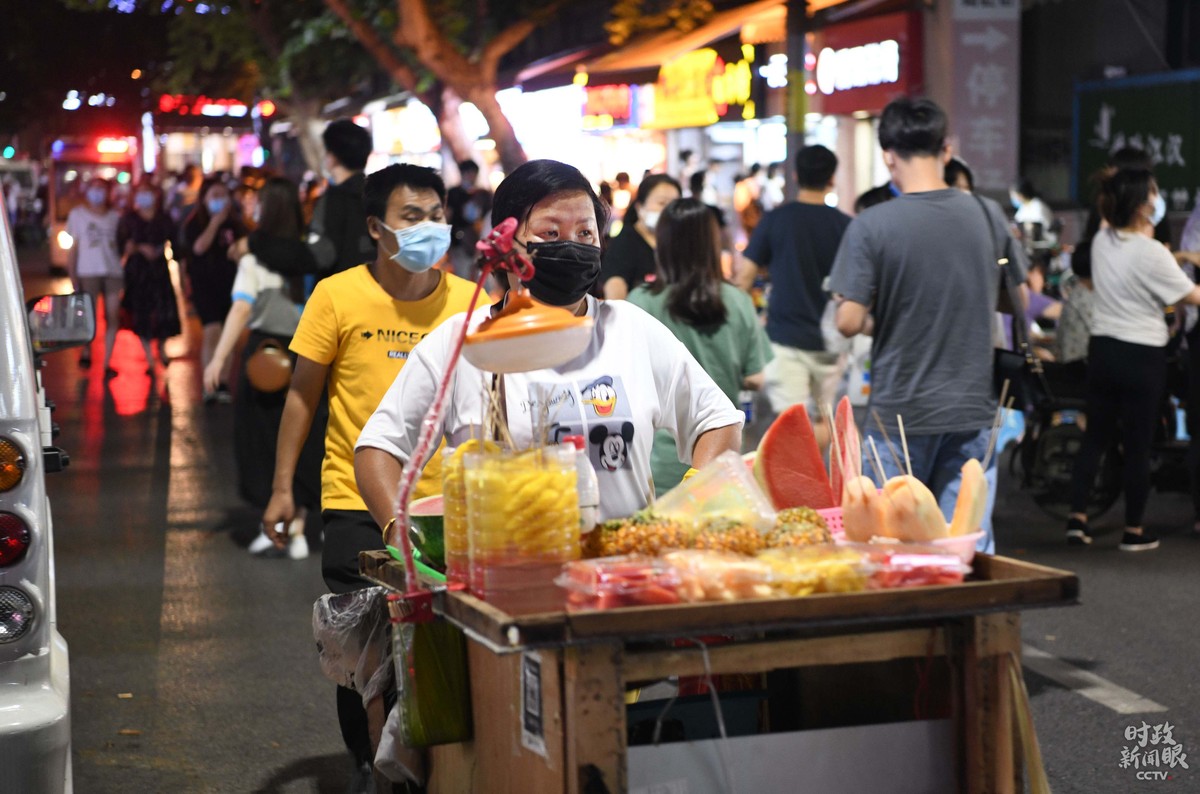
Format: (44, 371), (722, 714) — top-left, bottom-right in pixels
(0, 209), (94, 792)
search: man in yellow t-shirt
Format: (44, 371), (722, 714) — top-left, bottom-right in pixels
(259, 163), (480, 780)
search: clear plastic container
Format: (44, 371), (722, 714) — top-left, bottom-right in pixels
(756, 546), (871, 597)
(441, 446), (469, 582)
(556, 556), (682, 611)
(662, 550), (775, 603)
(843, 542), (972, 589)
(464, 445), (580, 614)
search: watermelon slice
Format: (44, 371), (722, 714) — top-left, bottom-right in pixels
(753, 405), (836, 510)
(833, 397), (862, 502)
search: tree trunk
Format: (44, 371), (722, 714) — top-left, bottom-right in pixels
(285, 98), (327, 174)
(435, 87), (476, 177)
(465, 88), (528, 175)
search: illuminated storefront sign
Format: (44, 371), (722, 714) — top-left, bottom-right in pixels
(806, 11), (922, 116)
(584, 84), (635, 130)
(643, 43), (758, 130)
(815, 40), (900, 95)
(157, 94), (276, 118)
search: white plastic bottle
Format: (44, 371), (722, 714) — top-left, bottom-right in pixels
(562, 435), (600, 534)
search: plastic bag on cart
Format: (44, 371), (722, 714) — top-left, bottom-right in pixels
(375, 704), (427, 786)
(312, 587), (393, 704)
(393, 617), (473, 748)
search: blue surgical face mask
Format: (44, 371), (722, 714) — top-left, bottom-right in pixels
(1010, 193), (1022, 210)
(381, 220), (452, 273)
(134, 192), (155, 211)
(206, 197), (228, 216)
(1149, 192), (1166, 227)
(86, 187), (107, 206)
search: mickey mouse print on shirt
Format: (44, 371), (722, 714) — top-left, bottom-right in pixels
(526, 375), (637, 473)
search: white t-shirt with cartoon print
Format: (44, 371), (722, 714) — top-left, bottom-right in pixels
(356, 295), (744, 521)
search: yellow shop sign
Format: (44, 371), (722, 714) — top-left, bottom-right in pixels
(644, 44), (757, 130)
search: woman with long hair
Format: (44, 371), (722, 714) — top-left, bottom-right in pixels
(203, 177), (321, 559)
(599, 173), (682, 300)
(627, 197), (771, 490)
(182, 176), (245, 402)
(118, 179), (181, 373)
(1067, 168), (1200, 551)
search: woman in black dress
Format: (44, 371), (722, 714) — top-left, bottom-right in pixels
(118, 180), (181, 373)
(182, 177), (245, 402)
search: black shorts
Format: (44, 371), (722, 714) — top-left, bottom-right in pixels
(321, 509), (386, 594)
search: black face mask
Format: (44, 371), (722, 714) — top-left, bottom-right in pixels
(522, 241), (602, 306)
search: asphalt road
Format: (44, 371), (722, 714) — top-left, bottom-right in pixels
(17, 240), (1199, 793)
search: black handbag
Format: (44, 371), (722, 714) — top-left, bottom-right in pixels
(975, 195), (1052, 410)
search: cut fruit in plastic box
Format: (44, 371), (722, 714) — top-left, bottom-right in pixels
(557, 556), (682, 611)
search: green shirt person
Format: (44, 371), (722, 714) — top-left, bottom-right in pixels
(627, 197), (772, 491)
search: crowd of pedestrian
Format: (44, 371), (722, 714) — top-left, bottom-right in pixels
(44, 91), (1200, 790)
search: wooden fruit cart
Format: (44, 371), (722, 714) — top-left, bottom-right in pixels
(362, 551), (1077, 794)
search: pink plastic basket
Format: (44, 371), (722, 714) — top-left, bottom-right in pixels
(816, 506), (847, 540)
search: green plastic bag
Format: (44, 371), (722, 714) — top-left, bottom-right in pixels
(393, 617), (472, 747)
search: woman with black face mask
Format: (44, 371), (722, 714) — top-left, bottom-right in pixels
(355, 159), (745, 526)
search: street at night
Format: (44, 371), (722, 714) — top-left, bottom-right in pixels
(4, 1), (1200, 792)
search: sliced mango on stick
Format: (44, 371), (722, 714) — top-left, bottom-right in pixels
(949, 459), (988, 537)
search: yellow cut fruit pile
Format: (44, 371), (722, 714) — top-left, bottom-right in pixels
(465, 447), (581, 559)
(757, 547), (868, 597)
(443, 439), (499, 562)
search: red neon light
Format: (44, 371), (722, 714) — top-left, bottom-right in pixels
(32, 296), (53, 315)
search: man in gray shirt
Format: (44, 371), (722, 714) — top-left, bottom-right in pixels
(829, 97), (1024, 553)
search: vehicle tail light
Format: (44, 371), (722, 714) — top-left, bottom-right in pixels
(0, 437), (25, 491)
(0, 513), (30, 567)
(0, 586), (34, 643)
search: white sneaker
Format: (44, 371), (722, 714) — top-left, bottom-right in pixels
(287, 517), (309, 560)
(248, 526), (277, 554)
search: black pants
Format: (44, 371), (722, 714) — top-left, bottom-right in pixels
(323, 509), (389, 767)
(233, 329), (326, 510)
(1070, 336), (1166, 527)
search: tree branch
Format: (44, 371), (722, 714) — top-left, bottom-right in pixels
(239, 0), (282, 59)
(395, 0), (475, 86)
(480, 1), (564, 77)
(324, 0), (422, 93)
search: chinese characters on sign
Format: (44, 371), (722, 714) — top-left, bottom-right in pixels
(951, 0), (1020, 191)
(1120, 721), (1189, 782)
(1075, 76), (1200, 211)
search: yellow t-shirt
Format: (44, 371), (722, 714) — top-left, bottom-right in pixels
(290, 265), (482, 511)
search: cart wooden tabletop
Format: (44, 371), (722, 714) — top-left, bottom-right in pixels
(360, 551), (1078, 653)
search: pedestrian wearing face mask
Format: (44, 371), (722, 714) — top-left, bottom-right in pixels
(599, 173), (682, 300)
(202, 177), (323, 559)
(182, 177), (247, 402)
(356, 159), (744, 532)
(66, 177), (123, 373)
(249, 164), (477, 788)
(1066, 168), (1200, 552)
(118, 180), (181, 375)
